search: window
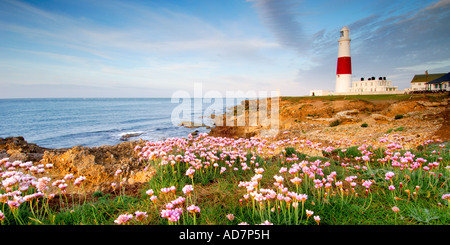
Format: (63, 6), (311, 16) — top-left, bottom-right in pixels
(340, 31), (344, 37)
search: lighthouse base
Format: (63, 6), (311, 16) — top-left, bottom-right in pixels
(335, 74), (352, 93)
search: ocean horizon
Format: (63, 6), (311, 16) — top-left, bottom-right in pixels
(0, 97), (244, 149)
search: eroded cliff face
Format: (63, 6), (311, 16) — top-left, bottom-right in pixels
(209, 94), (450, 143)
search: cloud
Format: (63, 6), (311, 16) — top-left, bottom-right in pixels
(247, 0), (308, 53)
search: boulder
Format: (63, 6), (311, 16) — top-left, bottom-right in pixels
(371, 113), (393, 122)
(334, 109), (360, 122)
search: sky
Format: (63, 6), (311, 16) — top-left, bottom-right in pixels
(1, 0), (449, 98)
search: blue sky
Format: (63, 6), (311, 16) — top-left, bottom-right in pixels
(1, 0), (449, 98)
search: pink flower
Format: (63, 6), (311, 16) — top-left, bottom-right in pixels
(392, 206), (400, 213)
(74, 176), (86, 186)
(260, 220), (273, 225)
(114, 213), (133, 225)
(273, 175), (284, 183)
(314, 216), (321, 225)
(187, 205), (201, 214)
(385, 171), (395, 180)
(150, 195), (158, 202)
(290, 177), (302, 185)
(115, 169), (122, 176)
(182, 185), (194, 195)
(58, 183), (68, 190)
(146, 189), (154, 196)
(185, 168), (195, 177)
(226, 213), (235, 221)
(64, 173), (74, 181)
(389, 185), (395, 191)
(362, 180), (372, 189)
(134, 211), (148, 222)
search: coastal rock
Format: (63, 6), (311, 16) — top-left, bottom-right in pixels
(0, 136), (51, 162)
(334, 109), (360, 122)
(120, 132), (143, 141)
(371, 113), (393, 122)
(417, 100), (448, 107)
(38, 141), (146, 191)
(179, 121), (207, 128)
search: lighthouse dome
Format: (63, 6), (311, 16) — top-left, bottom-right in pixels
(339, 26), (350, 41)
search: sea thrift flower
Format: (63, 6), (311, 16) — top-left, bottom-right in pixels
(314, 216), (321, 225)
(182, 185), (193, 195)
(36, 177), (51, 192)
(115, 169), (122, 176)
(362, 180), (372, 189)
(187, 205), (201, 214)
(146, 189), (154, 196)
(290, 177), (302, 185)
(255, 168), (265, 174)
(114, 213), (133, 225)
(226, 214), (235, 221)
(64, 173), (74, 181)
(260, 220), (273, 225)
(58, 183), (68, 191)
(392, 206), (400, 213)
(273, 175), (284, 183)
(74, 176), (86, 186)
(306, 210), (314, 220)
(385, 172), (395, 180)
(389, 185), (395, 191)
(134, 211), (148, 222)
(150, 195), (158, 202)
(186, 168), (195, 177)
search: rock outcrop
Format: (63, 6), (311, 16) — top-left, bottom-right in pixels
(0, 137), (150, 192)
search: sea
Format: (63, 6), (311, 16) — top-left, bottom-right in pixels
(0, 98), (243, 149)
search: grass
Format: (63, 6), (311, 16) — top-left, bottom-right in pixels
(283, 94), (414, 102)
(283, 93), (449, 103)
(1, 135), (449, 225)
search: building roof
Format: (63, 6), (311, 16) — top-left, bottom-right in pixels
(426, 72), (450, 84)
(410, 73), (446, 83)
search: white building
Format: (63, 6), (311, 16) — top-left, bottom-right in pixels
(309, 90), (332, 96)
(349, 77), (398, 93)
(426, 72), (450, 91)
(405, 73), (447, 92)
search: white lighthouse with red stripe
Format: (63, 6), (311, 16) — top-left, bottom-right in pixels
(335, 26), (352, 93)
